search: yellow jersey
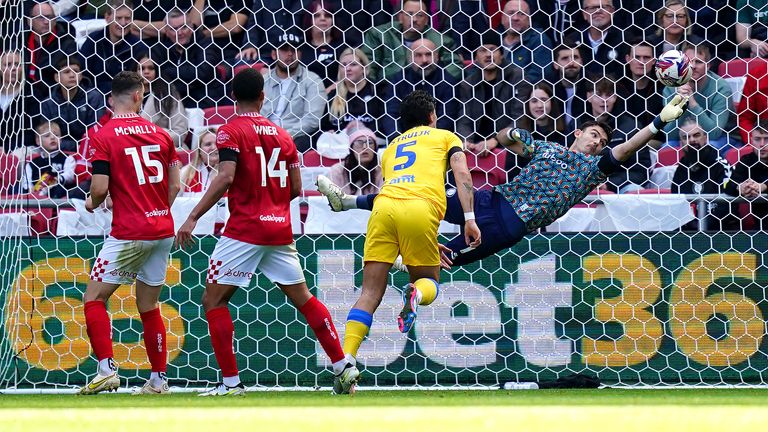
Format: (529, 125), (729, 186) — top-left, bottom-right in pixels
(379, 126), (463, 216)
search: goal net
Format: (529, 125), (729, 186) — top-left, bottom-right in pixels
(1, 1), (768, 390)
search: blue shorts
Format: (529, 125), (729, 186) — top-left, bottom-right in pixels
(444, 189), (527, 266)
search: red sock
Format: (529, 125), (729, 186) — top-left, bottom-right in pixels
(206, 306), (238, 377)
(299, 296), (345, 363)
(140, 307), (167, 373)
(84, 300), (113, 360)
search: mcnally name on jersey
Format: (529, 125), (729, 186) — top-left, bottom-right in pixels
(114, 124), (158, 136)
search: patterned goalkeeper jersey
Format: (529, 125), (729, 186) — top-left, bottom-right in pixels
(494, 140), (610, 231)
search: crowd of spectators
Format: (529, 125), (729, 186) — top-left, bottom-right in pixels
(0, 0), (767, 231)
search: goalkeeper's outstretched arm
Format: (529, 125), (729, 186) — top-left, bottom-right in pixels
(496, 127), (535, 158)
(611, 94), (689, 162)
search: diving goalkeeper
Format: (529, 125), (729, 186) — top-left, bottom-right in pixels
(318, 95), (689, 267)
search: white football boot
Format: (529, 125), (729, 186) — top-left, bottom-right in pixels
(198, 382), (246, 397)
(333, 354), (360, 395)
(79, 372), (120, 395)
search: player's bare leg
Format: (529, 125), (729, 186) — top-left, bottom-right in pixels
(133, 281), (169, 395)
(278, 281), (354, 394)
(199, 283), (245, 396)
(337, 261), (391, 394)
(80, 281), (122, 395)
(398, 266), (441, 333)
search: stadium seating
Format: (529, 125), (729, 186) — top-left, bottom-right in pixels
(233, 63), (266, 76)
(0, 153), (20, 195)
(301, 149), (343, 167)
(465, 149), (506, 191)
(718, 58), (768, 78)
(656, 147), (681, 167)
(176, 149), (193, 166)
(725, 145), (754, 165)
(719, 58), (768, 104)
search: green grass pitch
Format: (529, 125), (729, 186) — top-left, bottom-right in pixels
(2, 389), (768, 432)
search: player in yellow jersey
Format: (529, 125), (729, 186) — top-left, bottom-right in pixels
(329, 90), (481, 394)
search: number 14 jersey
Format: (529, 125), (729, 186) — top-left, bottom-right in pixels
(89, 113), (179, 240)
(215, 113), (299, 246)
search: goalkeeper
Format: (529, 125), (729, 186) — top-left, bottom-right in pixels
(318, 95), (689, 268)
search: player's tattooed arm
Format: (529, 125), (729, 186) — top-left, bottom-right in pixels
(449, 150), (482, 248)
(496, 128), (535, 157)
(449, 151), (474, 211)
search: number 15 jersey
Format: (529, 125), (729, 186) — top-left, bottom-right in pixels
(215, 113), (299, 246)
(89, 113), (179, 240)
(379, 126), (463, 217)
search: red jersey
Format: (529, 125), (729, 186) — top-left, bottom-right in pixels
(75, 111), (112, 184)
(738, 60), (768, 144)
(216, 113), (299, 245)
(89, 113), (180, 240)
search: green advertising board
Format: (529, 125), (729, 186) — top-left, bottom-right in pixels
(1, 232), (767, 388)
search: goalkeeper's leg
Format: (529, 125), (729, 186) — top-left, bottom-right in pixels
(316, 175), (375, 211)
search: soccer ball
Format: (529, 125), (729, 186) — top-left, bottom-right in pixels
(654, 50), (692, 87)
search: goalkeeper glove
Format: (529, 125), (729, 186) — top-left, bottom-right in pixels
(649, 94), (689, 134)
(505, 128), (535, 155)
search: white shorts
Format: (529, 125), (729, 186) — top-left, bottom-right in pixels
(90, 236), (174, 286)
(207, 236), (305, 287)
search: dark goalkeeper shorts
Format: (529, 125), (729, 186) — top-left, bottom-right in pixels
(443, 189), (527, 266)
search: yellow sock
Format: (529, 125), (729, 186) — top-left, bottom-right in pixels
(414, 278), (439, 306)
(343, 308), (372, 357)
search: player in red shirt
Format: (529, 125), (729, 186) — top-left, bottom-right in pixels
(176, 68), (354, 396)
(79, 71), (181, 395)
(737, 60), (768, 144)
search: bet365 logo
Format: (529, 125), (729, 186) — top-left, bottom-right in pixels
(314, 250), (764, 370)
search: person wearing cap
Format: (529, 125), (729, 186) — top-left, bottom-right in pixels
(328, 127), (383, 196)
(261, 28), (327, 153)
(457, 30), (529, 159)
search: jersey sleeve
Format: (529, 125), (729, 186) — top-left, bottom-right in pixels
(164, 131), (181, 166)
(596, 147), (622, 175)
(284, 132), (300, 169)
(531, 140), (557, 157)
(381, 146), (392, 178)
(88, 133), (110, 163)
(445, 131), (464, 153)
(216, 124), (240, 152)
